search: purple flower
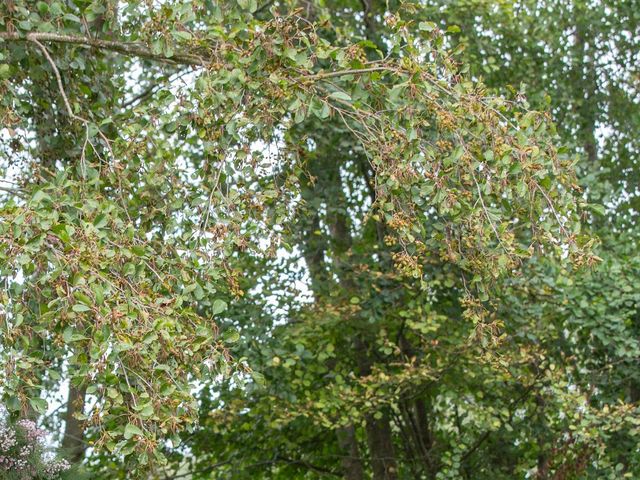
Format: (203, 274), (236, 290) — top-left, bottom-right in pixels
(0, 418), (71, 479)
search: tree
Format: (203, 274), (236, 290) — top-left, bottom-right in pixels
(176, 1), (640, 479)
(0, 0), (636, 478)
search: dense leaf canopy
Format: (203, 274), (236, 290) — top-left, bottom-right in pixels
(0, 0), (638, 479)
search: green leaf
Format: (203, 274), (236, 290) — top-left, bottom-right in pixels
(124, 423), (144, 440)
(6, 396), (21, 412)
(93, 214), (109, 228)
(63, 13), (82, 23)
(237, 0), (257, 12)
(37, 1), (50, 14)
(329, 91), (352, 102)
(171, 30), (193, 41)
(251, 371), (266, 387)
(294, 107), (307, 124)
(74, 291), (93, 305)
(18, 20), (32, 31)
(29, 397), (48, 414)
(212, 299), (228, 315)
(419, 21), (437, 32)
(588, 203), (607, 216)
(223, 329), (240, 343)
(31, 189), (51, 204)
(93, 284), (105, 306)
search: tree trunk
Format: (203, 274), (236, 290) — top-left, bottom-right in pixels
(574, 13), (599, 167)
(326, 160), (399, 480)
(535, 394), (549, 480)
(61, 382), (87, 463)
(336, 425), (365, 480)
(298, 161), (367, 478)
(365, 413), (399, 480)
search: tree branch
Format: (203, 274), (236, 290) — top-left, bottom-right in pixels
(0, 185), (27, 197)
(21, 34), (117, 160)
(0, 31), (395, 81)
(121, 68), (191, 109)
(460, 377), (543, 464)
(28, 36), (75, 117)
(0, 31), (206, 66)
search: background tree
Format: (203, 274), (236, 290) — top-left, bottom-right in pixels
(179, 1), (640, 479)
(0, 1), (637, 479)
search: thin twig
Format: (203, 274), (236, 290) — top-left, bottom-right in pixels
(303, 66), (393, 81)
(535, 182), (569, 238)
(471, 168), (505, 250)
(27, 35), (116, 162)
(29, 36), (75, 117)
(0, 185), (26, 197)
(118, 357), (138, 408)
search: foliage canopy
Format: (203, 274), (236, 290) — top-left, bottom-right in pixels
(0, 0), (638, 478)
